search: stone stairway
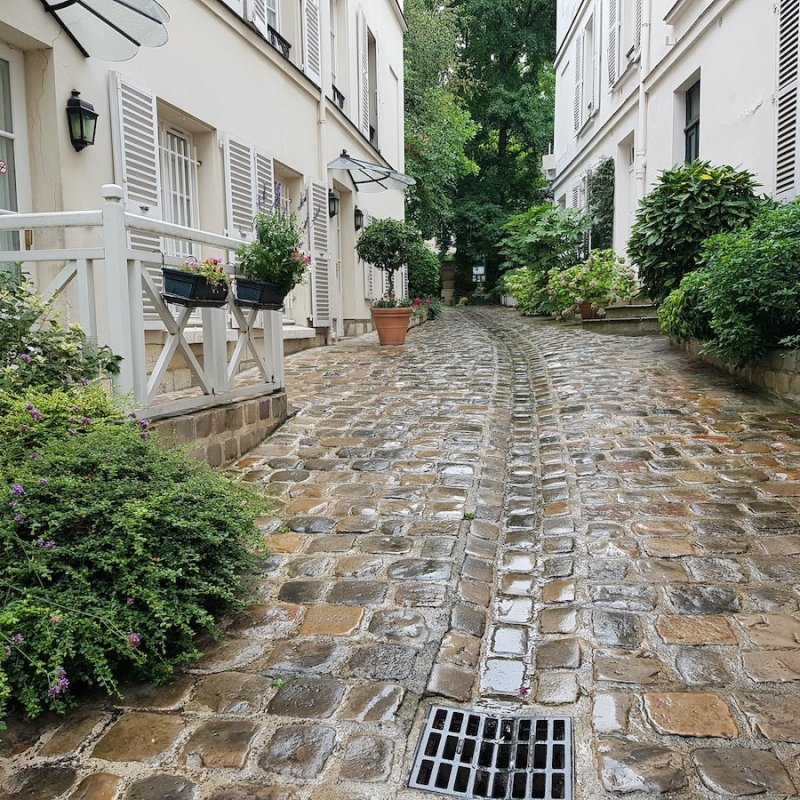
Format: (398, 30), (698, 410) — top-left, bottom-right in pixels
(583, 301), (660, 335)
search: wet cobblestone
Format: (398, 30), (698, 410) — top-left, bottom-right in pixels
(3, 308), (800, 798)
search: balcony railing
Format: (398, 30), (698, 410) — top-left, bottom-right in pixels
(267, 25), (291, 60)
(0, 185), (285, 419)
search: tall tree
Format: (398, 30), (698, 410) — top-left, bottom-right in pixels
(404, 0), (478, 239)
(449, 0), (556, 288)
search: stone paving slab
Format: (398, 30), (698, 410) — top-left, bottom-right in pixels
(2, 308), (800, 799)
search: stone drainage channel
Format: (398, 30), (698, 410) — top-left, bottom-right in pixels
(2, 307), (800, 800)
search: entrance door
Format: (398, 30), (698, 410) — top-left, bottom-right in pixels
(331, 190), (343, 338)
(0, 42), (30, 254)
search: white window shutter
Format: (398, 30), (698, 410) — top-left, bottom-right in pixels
(308, 180), (331, 326)
(302, 0), (323, 86)
(777, 0), (800, 196)
(223, 134), (257, 240)
(357, 5), (370, 138)
(220, 0), (244, 15)
(255, 152), (275, 213)
(401, 264), (409, 300)
(571, 186), (579, 208)
(591, 16), (599, 112)
(634, 0), (643, 51)
(247, 0), (269, 36)
(607, 0), (619, 85)
(573, 33), (584, 131)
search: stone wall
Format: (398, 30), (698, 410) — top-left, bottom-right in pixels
(151, 391), (288, 467)
(680, 340), (800, 407)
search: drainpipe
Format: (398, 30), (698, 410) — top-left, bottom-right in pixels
(634, 0), (652, 201)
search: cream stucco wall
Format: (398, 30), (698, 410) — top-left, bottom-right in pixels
(553, 0), (778, 253)
(0, 0), (407, 338)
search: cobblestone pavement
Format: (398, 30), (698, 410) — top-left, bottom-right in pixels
(2, 307), (800, 800)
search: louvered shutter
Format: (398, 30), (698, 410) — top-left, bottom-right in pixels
(248, 0), (268, 36)
(573, 33), (584, 131)
(608, 0), (618, 85)
(255, 152), (275, 213)
(220, 0), (244, 15)
(777, 0), (800, 196)
(223, 134), (257, 240)
(572, 186), (580, 208)
(357, 5), (370, 137)
(302, 0), (323, 86)
(308, 180), (331, 326)
(634, 0), (643, 51)
(401, 264), (409, 300)
(109, 72), (163, 317)
(591, 15), (599, 113)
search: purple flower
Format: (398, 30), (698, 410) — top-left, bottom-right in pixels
(2, 645), (10, 655)
(19, 424), (30, 433)
(31, 452), (41, 461)
(24, 402), (33, 411)
(29, 407), (42, 421)
(126, 597), (135, 606)
(19, 353), (31, 363)
(47, 668), (70, 696)
(38, 478), (48, 486)
(127, 632), (141, 649)
(72, 406), (82, 413)
(13, 513), (23, 523)
(138, 419), (149, 430)
(80, 417), (92, 426)
(80, 378), (89, 386)
(10, 484), (24, 496)
(67, 416), (78, 423)
(10, 634), (24, 645)
(67, 429), (77, 436)
(35, 538), (56, 549)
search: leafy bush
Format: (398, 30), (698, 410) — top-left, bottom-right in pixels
(356, 218), (423, 302)
(658, 270), (714, 343)
(546, 249), (636, 319)
(501, 268), (542, 314)
(696, 201), (800, 365)
(407, 245), (441, 298)
(0, 421), (261, 720)
(0, 271), (119, 393)
(628, 161), (763, 301)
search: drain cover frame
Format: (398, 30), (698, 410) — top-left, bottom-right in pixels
(409, 705), (573, 800)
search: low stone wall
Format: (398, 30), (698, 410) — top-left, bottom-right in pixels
(151, 391), (288, 467)
(680, 340), (800, 407)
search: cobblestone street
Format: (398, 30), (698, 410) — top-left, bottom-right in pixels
(3, 306), (800, 799)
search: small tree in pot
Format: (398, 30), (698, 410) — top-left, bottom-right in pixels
(356, 218), (422, 345)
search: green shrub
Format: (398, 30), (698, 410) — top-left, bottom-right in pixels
(697, 201), (800, 366)
(501, 268), (543, 314)
(356, 218), (423, 302)
(546, 249), (636, 319)
(658, 270), (714, 342)
(407, 245), (441, 298)
(628, 161), (763, 301)
(0, 422), (262, 720)
(0, 271), (120, 392)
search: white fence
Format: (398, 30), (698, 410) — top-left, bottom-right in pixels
(0, 184), (284, 419)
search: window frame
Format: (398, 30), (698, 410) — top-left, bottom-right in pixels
(158, 123), (200, 258)
(684, 80), (700, 163)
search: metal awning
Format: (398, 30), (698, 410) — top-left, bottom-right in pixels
(40, 0), (169, 61)
(328, 150), (416, 193)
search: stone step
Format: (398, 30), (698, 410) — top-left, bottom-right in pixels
(603, 303), (658, 319)
(582, 315), (661, 336)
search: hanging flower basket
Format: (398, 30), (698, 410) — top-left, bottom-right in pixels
(162, 266), (229, 308)
(233, 277), (286, 310)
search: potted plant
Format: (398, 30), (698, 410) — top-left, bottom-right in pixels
(355, 218), (422, 345)
(162, 257), (232, 307)
(235, 207), (310, 309)
(546, 249), (637, 320)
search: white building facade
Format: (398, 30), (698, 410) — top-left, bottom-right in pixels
(552, 0), (792, 253)
(0, 0), (407, 344)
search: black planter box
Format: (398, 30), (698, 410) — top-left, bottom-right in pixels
(234, 277), (286, 310)
(162, 267), (229, 307)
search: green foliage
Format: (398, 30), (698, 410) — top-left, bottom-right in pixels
(405, 0), (478, 238)
(178, 257), (231, 288)
(587, 158), (615, 250)
(500, 268), (542, 315)
(696, 201), (800, 366)
(0, 421), (262, 720)
(407, 246), (441, 298)
(356, 218), (423, 301)
(0, 271), (120, 393)
(628, 161), (763, 301)
(658, 270), (714, 343)
(546, 249), (636, 319)
(236, 210), (309, 293)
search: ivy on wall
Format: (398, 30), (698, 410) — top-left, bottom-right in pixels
(588, 156), (615, 250)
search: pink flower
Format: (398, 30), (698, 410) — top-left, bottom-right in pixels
(127, 632), (141, 649)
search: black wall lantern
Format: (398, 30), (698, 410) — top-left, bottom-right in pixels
(328, 189), (340, 219)
(354, 207), (364, 231)
(66, 91), (99, 152)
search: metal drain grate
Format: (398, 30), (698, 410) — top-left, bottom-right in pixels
(409, 705), (572, 800)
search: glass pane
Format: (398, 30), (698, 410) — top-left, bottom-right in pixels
(0, 135), (18, 213)
(0, 59), (12, 134)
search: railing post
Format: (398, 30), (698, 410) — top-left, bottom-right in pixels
(268, 310), (285, 389)
(201, 306), (230, 395)
(101, 185), (136, 399)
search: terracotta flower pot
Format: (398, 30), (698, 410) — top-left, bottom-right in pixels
(371, 307), (414, 345)
(577, 301), (601, 320)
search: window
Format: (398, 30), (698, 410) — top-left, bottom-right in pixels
(684, 81), (700, 162)
(573, 14), (597, 132)
(0, 45), (28, 255)
(267, 0), (279, 30)
(330, 0), (337, 85)
(368, 30), (378, 145)
(159, 125), (199, 257)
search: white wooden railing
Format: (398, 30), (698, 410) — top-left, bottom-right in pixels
(0, 184), (285, 419)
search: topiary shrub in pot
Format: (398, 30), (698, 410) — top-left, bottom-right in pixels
(627, 160), (764, 302)
(356, 217), (423, 345)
